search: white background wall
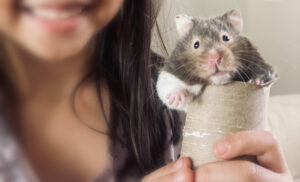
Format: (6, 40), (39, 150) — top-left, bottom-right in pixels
(152, 0), (300, 95)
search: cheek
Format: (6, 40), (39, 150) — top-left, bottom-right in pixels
(90, 0), (124, 30)
(188, 52), (212, 78)
(219, 46), (238, 70)
(0, 1), (18, 32)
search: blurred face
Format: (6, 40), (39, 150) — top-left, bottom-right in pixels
(0, 0), (123, 61)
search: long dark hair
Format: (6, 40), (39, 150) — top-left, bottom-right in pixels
(91, 0), (182, 177)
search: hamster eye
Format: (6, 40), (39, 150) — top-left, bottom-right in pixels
(222, 35), (230, 42)
(194, 41), (200, 49)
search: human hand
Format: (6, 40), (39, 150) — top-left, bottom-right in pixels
(195, 130), (293, 182)
(141, 157), (194, 182)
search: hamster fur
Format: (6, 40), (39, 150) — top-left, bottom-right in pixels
(156, 10), (277, 111)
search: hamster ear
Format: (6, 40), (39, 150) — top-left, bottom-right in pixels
(175, 14), (194, 38)
(223, 9), (243, 33)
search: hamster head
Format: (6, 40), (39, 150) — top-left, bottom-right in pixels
(174, 9), (245, 85)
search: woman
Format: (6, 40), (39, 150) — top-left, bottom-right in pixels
(0, 0), (294, 181)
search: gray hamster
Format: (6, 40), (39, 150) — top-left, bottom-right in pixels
(156, 9), (277, 111)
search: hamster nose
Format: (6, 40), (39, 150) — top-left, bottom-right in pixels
(208, 53), (222, 66)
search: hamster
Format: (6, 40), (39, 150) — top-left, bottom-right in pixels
(156, 9), (277, 111)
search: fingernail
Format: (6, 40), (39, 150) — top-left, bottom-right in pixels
(214, 140), (231, 156)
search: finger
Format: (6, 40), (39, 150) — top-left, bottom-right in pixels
(183, 90), (188, 96)
(175, 95), (180, 106)
(180, 94), (186, 104)
(175, 100), (179, 107)
(256, 79), (261, 85)
(195, 160), (286, 182)
(169, 96), (175, 105)
(166, 94), (171, 99)
(213, 130), (288, 173)
(147, 168), (194, 182)
(142, 157), (192, 182)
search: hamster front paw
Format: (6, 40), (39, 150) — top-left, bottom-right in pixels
(249, 70), (278, 87)
(156, 71), (202, 112)
(165, 87), (189, 109)
(248, 78), (265, 86)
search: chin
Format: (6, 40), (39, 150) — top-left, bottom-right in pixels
(26, 45), (88, 62)
(1, 20), (99, 62)
(210, 73), (233, 85)
(17, 32), (95, 62)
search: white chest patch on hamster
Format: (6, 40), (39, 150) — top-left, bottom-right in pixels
(156, 9), (278, 111)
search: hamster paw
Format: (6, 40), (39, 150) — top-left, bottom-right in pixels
(249, 70), (278, 87)
(166, 88), (189, 107)
(249, 78), (265, 86)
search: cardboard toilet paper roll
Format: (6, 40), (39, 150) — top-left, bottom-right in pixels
(180, 81), (271, 167)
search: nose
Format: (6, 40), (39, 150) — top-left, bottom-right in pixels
(208, 52), (222, 66)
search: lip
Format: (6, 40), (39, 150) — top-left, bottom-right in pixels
(25, 14), (83, 33)
(22, 0), (92, 9)
(212, 70), (231, 77)
(211, 67), (233, 77)
(20, 1), (92, 34)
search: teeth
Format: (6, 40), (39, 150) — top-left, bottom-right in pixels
(31, 8), (83, 20)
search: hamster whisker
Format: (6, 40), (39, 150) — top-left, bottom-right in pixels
(233, 53), (265, 61)
(236, 63), (253, 81)
(233, 53), (268, 65)
(234, 56), (268, 65)
(235, 70), (248, 87)
(233, 52), (264, 59)
(239, 64), (260, 77)
(232, 49), (258, 54)
(171, 67), (197, 82)
(172, 62), (197, 74)
(173, 59), (201, 72)
(237, 64), (260, 80)
(235, 57), (268, 72)
(233, 63), (249, 82)
(236, 60), (261, 76)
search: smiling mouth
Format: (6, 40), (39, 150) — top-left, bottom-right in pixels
(20, 2), (93, 20)
(18, 1), (94, 33)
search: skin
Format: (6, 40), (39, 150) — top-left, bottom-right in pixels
(142, 131), (293, 182)
(0, 0), (293, 182)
